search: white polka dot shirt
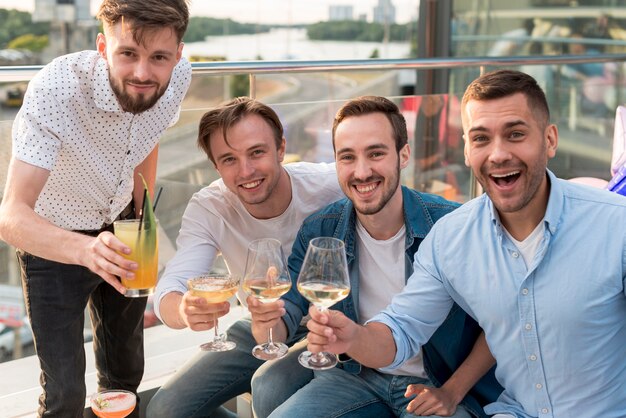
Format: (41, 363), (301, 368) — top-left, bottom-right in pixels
(12, 50), (191, 230)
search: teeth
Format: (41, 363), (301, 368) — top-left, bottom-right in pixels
(356, 183), (377, 193)
(492, 171), (519, 178)
(242, 180), (262, 189)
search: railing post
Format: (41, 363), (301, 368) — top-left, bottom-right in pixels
(249, 74), (257, 99)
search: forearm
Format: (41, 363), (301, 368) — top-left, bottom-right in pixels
(439, 332), (495, 404)
(159, 292), (187, 329)
(347, 321), (397, 369)
(0, 201), (91, 265)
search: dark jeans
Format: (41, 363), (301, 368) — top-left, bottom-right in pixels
(17, 250), (146, 418)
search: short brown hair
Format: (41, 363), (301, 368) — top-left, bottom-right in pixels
(198, 97), (284, 164)
(97, 0), (190, 44)
(332, 96), (408, 152)
(462, 69), (550, 127)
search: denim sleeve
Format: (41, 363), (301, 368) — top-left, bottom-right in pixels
(281, 226), (311, 343)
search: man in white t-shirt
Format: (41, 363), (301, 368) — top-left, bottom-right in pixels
(147, 97), (345, 418)
(249, 96), (501, 418)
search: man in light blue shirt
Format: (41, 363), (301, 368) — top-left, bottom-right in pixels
(305, 69), (626, 418)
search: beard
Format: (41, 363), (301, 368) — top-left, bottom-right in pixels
(110, 77), (167, 114)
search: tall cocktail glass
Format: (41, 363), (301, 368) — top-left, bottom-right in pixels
(113, 219), (159, 297)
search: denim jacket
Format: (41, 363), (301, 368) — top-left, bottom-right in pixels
(281, 186), (502, 418)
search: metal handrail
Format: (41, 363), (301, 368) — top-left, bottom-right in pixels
(2, 54), (626, 82)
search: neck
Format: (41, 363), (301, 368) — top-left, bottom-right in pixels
(499, 177), (550, 241)
(356, 187), (405, 240)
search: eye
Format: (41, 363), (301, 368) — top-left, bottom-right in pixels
(252, 149), (265, 157)
(153, 54), (168, 61)
(338, 154), (354, 162)
(471, 135), (488, 143)
(510, 131), (525, 139)
(370, 151), (385, 158)
(221, 157), (235, 165)
(121, 50), (135, 57)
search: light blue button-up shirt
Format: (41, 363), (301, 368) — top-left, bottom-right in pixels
(372, 170), (626, 418)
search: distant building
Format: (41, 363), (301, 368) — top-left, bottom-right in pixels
(329, 5), (354, 21)
(358, 13), (368, 22)
(373, 0), (396, 24)
(33, 0), (99, 63)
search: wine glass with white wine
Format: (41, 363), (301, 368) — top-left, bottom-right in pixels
(187, 274), (240, 351)
(296, 236), (350, 370)
(242, 238), (292, 360)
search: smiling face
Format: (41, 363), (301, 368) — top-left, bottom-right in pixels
(463, 92), (558, 224)
(334, 112), (409, 217)
(97, 21), (183, 114)
(210, 113), (288, 218)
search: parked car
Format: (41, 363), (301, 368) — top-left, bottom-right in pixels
(0, 318), (33, 357)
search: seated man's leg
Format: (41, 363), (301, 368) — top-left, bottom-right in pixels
(251, 338), (313, 418)
(147, 318), (263, 418)
(267, 366), (392, 418)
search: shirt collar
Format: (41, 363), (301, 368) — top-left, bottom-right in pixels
(93, 57), (123, 113)
(487, 168), (561, 235)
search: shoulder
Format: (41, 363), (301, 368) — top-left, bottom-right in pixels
(32, 51), (98, 94)
(188, 179), (239, 215)
(298, 197), (349, 234)
(403, 187), (460, 224)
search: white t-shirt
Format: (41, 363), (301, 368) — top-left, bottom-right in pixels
(12, 50), (192, 230)
(154, 162), (344, 318)
(503, 222), (545, 269)
(356, 220), (427, 378)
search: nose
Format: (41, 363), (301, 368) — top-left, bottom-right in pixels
(488, 138), (512, 165)
(238, 158), (255, 178)
(353, 157), (372, 181)
(133, 59), (152, 82)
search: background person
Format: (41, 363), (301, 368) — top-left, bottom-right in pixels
(147, 97), (346, 418)
(249, 96), (501, 418)
(305, 70), (626, 418)
(0, 0), (192, 416)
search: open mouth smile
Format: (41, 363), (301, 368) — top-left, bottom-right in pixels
(489, 171), (521, 187)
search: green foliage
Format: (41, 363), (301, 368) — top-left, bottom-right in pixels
(0, 8), (50, 49)
(369, 48), (380, 58)
(230, 74), (249, 97)
(307, 20), (416, 43)
(7, 34), (48, 52)
(184, 17), (272, 43)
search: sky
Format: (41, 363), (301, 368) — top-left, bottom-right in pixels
(1, 0), (420, 25)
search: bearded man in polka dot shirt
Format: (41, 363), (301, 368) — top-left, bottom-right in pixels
(0, 0), (192, 416)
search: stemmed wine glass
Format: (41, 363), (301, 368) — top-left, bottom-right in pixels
(187, 274), (240, 351)
(296, 237), (350, 370)
(243, 238), (292, 360)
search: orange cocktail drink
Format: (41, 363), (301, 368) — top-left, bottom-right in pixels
(114, 219), (159, 297)
(90, 390), (136, 418)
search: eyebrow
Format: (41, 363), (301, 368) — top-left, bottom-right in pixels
(336, 142), (390, 155)
(215, 142), (269, 161)
(468, 119), (529, 134)
(116, 45), (175, 57)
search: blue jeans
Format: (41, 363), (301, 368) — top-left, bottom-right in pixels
(147, 318), (305, 418)
(252, 341), (393, 418)
(267, 366), (473, 418)
(17, 250), (146, 418)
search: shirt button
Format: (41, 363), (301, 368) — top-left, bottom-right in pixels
(541, 408), (549, 414)
(525, 323), (532, 330)
(512, 251), (519, 258)
(536, 383), (543, 389)
(522, 288), (529, 295)
(529, 354), (537, 361)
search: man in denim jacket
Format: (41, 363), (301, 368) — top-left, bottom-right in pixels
(248, 96), (502, 418)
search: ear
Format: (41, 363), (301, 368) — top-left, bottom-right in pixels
(463, 134), (471, 167)
(96, 33), (107, 59)
(545, 124), (558, 159)
(176, 42), (184, 62)
(399, 143), (411, 169)
(277, 137), (286, 162)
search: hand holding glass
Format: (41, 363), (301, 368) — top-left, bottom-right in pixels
(187, 274), (240, 351)
(243, 238), (292, 360)
(90, 390), (136, 418)
(296, 237), (350, 370)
